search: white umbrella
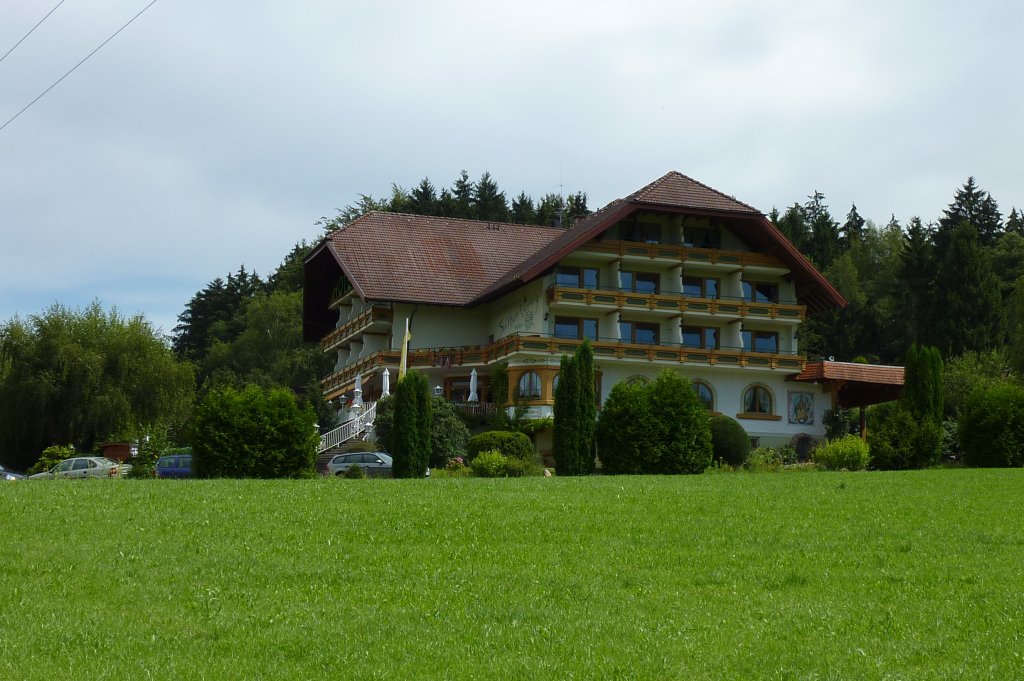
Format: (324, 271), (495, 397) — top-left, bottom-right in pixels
(468, 368), (479, 402)
(381, 368), (390, 396)
(353, 372), (364, 407)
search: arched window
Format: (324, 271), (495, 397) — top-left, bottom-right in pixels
(743, 385), (773, 415)
(625, 374), (649, 386)
(552, 372), (559, 393)
(692, 381), (714, 410)
(517, 371), (542, 399)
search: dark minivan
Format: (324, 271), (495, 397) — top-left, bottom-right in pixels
(155, 454), (192, 479)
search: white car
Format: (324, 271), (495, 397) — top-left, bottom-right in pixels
(29, 457), (132, 480)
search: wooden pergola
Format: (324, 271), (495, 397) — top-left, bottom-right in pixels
(791, 361), (905, 437)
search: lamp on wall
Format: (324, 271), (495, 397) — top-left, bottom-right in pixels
(433, 385), (443, 397)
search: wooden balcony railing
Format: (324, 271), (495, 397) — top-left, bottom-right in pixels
(320, 306), (394, 352)
(320, 333), (805, 396)
(547, 286), (805, 320)
(578, 240), (787, 269)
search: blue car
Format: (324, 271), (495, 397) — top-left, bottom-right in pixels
(155, 454), (192, 479)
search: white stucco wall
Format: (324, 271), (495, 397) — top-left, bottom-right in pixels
(488, 280), (546, 339)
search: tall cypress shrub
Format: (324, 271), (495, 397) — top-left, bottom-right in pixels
(575, 340), (596, 475)
(391, 371), (431, 478)
(553, 352), (580, 475)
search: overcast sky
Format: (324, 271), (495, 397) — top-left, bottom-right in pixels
(1, 0), (1021, 336)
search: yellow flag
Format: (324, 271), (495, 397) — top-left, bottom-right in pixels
(398, 317), (411, 380)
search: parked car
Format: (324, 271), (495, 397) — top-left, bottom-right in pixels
(1, 464), (26, 481)
(28, 457), (131, 480)
(327, 452), (393, 477)
(154, 454), (192, 479)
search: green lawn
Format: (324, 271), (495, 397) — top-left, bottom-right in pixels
(2, 469), (1023, 680)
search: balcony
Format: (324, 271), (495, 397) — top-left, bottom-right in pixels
(547, 285), (805, 321)
(320, 332), (805, 397)
(320, 306), (394, 352)
(577, 239), (788, 272)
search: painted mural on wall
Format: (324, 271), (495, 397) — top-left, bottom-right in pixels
(788, 391), (815, 425)
(495, 293), (540, 338)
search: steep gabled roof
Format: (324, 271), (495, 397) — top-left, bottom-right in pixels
(626, 171), (762, 214)
(477, 171), (846, 312)
(315, 212), (562, 306)
(309, 171), (847, 313)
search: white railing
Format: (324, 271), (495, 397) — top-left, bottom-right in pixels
(318, 401), (376, 453)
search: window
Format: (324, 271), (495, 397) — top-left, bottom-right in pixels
(684, 226), (721, 248)
(620, 271), (659, 294)
(743, 385), (773, 415)
(692, 381), (714, 410)
(619, 321), (659, 345)
(517, 371), (542, 399)
(742, 330), (779, 353)
(682, 276), (719, 299)
(556, 266), (599, 289)
(72, 459), (89, 470)
(554, 317), (598, 341)
(742, 281), (779, 303)
(682, 326), (719, 349)
(621, 221), (661, 243)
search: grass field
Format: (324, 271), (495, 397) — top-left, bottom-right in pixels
(2, 469), (1023, 680)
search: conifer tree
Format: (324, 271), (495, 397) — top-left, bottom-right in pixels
(451, 170), (475, 219)
(842, 203), (866, 248)
(937, 177), (1003, 248)
(553, 353), (580, 475)
(473, 172), (510, 222)
(931, 222), (1002, 357)
(575, 340), (596, 475)
(1007, 208), (1024, 235)
(391, 371), (432, 478)
(409, 178), (438, 216)
(897, 217), (935, 346)
(511, 192), (536, 224)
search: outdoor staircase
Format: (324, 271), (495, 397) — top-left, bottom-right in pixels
(318, 401), (377, 454)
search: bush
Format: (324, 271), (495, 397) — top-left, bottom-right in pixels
(28, 444), (76, 475)
(190, 385), (318, 478)
(710, 415), (750, 466)
(504, 456), (547, 477)
(341, 464), (366, 479)
(471, 449), (507, 477)
(466, 431), (535, 462)
(746, 447), (784, 473)
(959, 382), (1024, 467)
(812, 435), (870, 471)
(596, 370), (712, 475)
(866, 402), (941, 470)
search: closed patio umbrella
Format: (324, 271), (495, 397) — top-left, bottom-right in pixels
(469, 368), (479, 402)
(381, 368), (390, 396)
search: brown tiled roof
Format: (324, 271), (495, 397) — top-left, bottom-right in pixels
(793, 361), (905, 385)
(322, 213), (562, 306)
(626, 171), (762, 214)
(477, 172), (846, 312)
(313, 171), (847, 313)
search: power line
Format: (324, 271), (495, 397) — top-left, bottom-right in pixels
(0, 0), (66, 66)
(0, 0), (160, 134)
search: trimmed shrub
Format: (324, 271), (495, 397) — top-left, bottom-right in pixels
(596, 370), (712, 475)
(504, 456), (547, 477)
(470, 449), (507, 477)
(959, 382), (1024, 467)
(710, 415), (750, 466)
(466, 431), (534, 462)
(191, 385), (318, 478)
(429, 397), (470, 468)
(866, 402), (941, 470)
(813, 435), (870, 471)
(553, 352), (580, 474)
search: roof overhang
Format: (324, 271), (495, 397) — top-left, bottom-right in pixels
(791, 361), (905, 408)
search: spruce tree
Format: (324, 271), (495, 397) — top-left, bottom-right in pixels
(931, 222), (1002, 357)
(409, 178), (438, 216)
(897, 217), (936, 346)
(451, 170), (475, 219)
(473, 172), (510, 222)
(937, 177), (1003, 248)
(1007, 208), (1024, 235)
(805, 191), (842, 269)
(842, 203), (866, 248)
(511, 192), (536, 224)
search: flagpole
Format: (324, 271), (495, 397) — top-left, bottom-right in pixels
(398, 317), (411, 380)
